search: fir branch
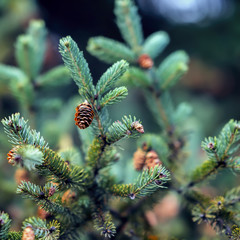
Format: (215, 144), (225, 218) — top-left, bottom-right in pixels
(114, 0), (143, 53)
(96, 60), (129, 96)
(106, 115), (143, 144)
(156, 50), (189, 91)
(0, 212), (11, 240)
(142, 31), (170, 59)
(100, 87), (128, 108)
(22, 217), (60, 240)
(87, 37), (136, 64)
(8, 232), (22, 240)
(1, 113), (48, 148)
(17, 182), (80, 223)
(201, 120), (240, 165)
(35, 65), (71, 87)
(120, 66), (152, 87)
(93, 211), (116, 238)
(42, 148), (90, 190)
(0, 64), (27, 82)
(59, 36), (95, 101)
(26, 20), (47, 79)
(225, 187), (240, 206)
(15, 20), (47, 80)
(189, 160), (223, 187)
(111, 165), (170, 199)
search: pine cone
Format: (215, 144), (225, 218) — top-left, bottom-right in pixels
(37, 206), (51, 220)
(7, 146), (21, 166)
(74, 101), (94, 129)
(145, 150), (162, 170)
(133, 148), (146, 171)
(138, 54), (153, 69)
(62, 189), (77, 205)
(15, 168), (29, 185)
(22, 226), (35, 240)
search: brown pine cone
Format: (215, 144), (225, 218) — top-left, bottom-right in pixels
(145, 150), (162, 170)
(37, 206), (51, 220)
(74, 101), (94, 129)
(15, 168), (29, 185)
(133, 148), (146, 171)
(62, 189), (77, 205)
(22, 226), (35, 240)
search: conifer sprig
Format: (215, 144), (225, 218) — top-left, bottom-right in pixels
(87, 37), (136, 64)
(111, 165), (170, 198)
(96, 60), (129, 96)
(59, 36), (95, 101)
(100, 87), (128, 108)
(189, 120), (240, 186)
(22, 217), (60, 240)
(106, 115), (144, 144)
(17, 182), (81, 223)
(93, 211), (116, 238)
(42, 149), (90, 190)
(114, 0), (143, 52)
(1, 113), (48, 148)
(0, 212), (11, 240)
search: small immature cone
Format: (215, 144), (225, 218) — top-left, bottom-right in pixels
(22, 226), (35, 240)
(138, 54), (153, 69)
(74, 101), (94, 129)
(131, 121), (144, 134)
(145, 150), (162, 170)
(48, 186), (56, 197)
(62, 189), (76, 205)
(133, 148), (146, 171)
(15, 168), (29, 185)
(7, 146), (21, 166)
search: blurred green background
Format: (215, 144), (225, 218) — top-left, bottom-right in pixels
(0, 0), (240, 239)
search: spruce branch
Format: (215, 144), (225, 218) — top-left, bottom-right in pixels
(0, 212), (11, 240)
(111, 165), (170, 199)
(59, 36), (95, 101)
(120, 66), (152, 87)
(15, 20), (47, 79)
(96, 60), (129, 96)
(42, 148), (90, 190)
(8, 232), (22, 240)
(22, 217), (60, 240)
(156, 50), (189, 91)
(187, 120), (240, 188)
(87, 37), (136, 64)
(100, 87), (128, 108)
(0, 64), (27, 82)
(35, 65), (71, 87)
(114, 0), (143, 53)
(17, 182), (81, 223)
(1, 113), (48, 148)
(225, 187), (240, 206)
(93, 211), (116, 238)
(142, 31), (170, 59)
(106, 115), (144, 144)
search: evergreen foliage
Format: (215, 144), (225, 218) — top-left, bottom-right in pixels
(1, 0), (240, 239)
(86, 0), (240, 238)
(1, 26), (170, 238)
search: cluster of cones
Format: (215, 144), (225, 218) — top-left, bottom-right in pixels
(133, 143), (162, 171)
